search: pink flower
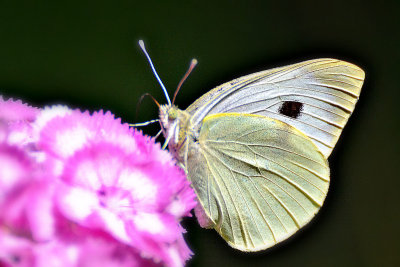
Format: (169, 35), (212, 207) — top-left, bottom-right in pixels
(0, 97), (197, 267)
(49, 116), (195, 266)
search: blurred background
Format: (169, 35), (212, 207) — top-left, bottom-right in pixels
(0, 1), (399, 266)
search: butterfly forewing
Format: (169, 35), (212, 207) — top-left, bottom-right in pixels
(186, 59), (365, 157)
(186, 113), (330, 251)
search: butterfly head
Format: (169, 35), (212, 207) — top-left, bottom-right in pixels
(159, 104), (191, 154)
(159, 104), (177, 131)
(138, 40), (197, 155)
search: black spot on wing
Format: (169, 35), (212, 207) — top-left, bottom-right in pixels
(278, 101), (303, 118)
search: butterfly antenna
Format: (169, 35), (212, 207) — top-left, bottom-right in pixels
(130, 93), (161, 128)
(136, 92), (160, 118)
(139, 40), (171, 106)
(172, 59), (198, 104)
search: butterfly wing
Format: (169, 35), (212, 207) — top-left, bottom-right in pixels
(187, 59), (365, 157)
(187, 113), (330, 251)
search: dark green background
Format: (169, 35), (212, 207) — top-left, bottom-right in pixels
(1, 1), (399, 266)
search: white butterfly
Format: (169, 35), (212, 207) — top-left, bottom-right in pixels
(139, 41), (365, 251)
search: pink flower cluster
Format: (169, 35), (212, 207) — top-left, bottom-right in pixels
(0, 96), (197, 267)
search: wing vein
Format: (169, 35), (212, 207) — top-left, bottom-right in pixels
(202, 151), (234, 237)
(246, 145), (326, 197)
(204, 149), (250, 245)
(274, 84), (357, 103)
(212, 146), (313, 213)
(207, 148), (265, 245)
(208, 139), (327, 168)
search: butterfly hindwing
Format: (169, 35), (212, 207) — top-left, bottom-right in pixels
(187, 59), (365, 157)
(186, 113), (330, 251)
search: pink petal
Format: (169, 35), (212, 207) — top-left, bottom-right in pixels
(56, 183), (100, 221)
(61, 142), (129, 189)
(38, 110), (95, 159)
(38, 109), (138, 161)
(0, 180), (57, 242)
(33, 105), (72, 133)
(73, 235), (159, 267)
(0, 229), (35, 267)
(0, 97), (39, 122)
(0, 144), (32, 196)
(26, 182), (56, 241)
(34, 239), (79, 267)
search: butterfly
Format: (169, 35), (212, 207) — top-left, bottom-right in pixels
(138, 40), (365, 252)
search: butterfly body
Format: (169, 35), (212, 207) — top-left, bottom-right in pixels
(158, 58), (365, 252)
(159, 105), (194, 163)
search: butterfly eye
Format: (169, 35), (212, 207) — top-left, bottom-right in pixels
(168, 108), (178, 120)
